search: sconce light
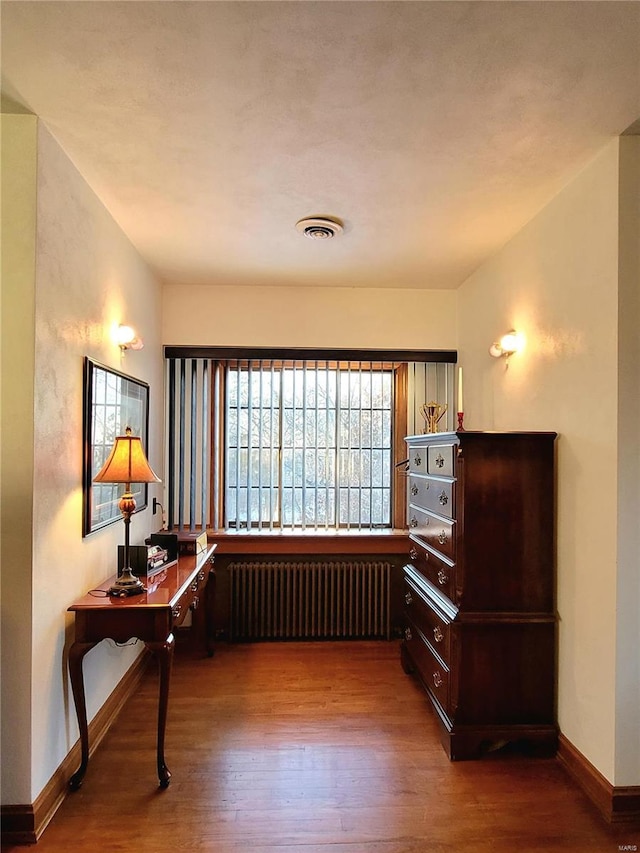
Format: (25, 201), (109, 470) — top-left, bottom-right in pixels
(489, 330), (522, 359)
(117, 324), (144, 351)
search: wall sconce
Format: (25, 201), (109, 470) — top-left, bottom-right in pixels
(489, 330), (522, 359)
(117, 324), (144, 351)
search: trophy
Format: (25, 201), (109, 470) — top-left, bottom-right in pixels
(420, 401), (448, 434)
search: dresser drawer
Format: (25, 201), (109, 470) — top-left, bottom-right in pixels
(408, 507), (456, 561)
(404, 617), (450, 714)
(409, 475), (454, 519)
(408, 538), (456, 601)
(408, 445), (428, 473)
(428, 444), (455, 476)
(171, 565), (209, 628)
(403, 576), (451, 665)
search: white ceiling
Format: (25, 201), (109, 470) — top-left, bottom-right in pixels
(2, 1), (639, 290)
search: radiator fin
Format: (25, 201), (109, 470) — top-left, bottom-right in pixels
(230, 561), (391, 641)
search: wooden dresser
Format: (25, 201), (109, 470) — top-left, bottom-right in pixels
(401, 430), (557, 760)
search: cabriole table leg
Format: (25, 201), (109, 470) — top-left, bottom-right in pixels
(148, 634), (175, 788)
(68, 640), (98, 790)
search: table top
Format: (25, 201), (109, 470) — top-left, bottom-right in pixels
(68, 544), (216, 613)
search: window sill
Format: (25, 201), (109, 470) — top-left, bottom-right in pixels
(167, 527), (408, 556)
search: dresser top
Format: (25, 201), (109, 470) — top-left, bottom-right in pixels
(406, 430), (557, 441)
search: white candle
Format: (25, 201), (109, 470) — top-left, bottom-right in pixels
(458, 367), (463, 412)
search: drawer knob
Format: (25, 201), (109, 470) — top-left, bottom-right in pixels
(437, 569), (448, 585)
(190, 596), (199, 612)
(433, 626), (444, 643)
(438, 491), (448, 506)
(404, 591), (413, 605)
(435, 453), (445, 468)
(409, 548), (418, 561)
(433, 671), (443, 688)
(172, 604), (182, 620)
(414, 454), (422, 467)
(437, 529), (448, 545)
(404, 627), (412, 641)
(410, 517), (418, 528)
(411, 484), (419, 496)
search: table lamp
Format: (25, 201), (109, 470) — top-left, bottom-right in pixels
(93, 426), (161, 596)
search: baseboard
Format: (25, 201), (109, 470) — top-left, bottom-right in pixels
(1, 649), (151, 846)
(557, 733), (640, 823)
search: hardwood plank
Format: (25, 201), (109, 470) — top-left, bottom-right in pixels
(4, 642), (638, 852)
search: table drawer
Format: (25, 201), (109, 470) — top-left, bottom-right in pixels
(408, 538), (456, 602)
(404, 617), (450, 714)
(403, 576), (451, 666)
(171, 565), (209, 628)
(409, 475), (454, 519)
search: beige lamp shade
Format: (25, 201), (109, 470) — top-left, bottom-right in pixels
(93, 427), (161, 485)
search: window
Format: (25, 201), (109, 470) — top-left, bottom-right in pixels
(226, 362), (393, 529)
(164, 348), (456, 533)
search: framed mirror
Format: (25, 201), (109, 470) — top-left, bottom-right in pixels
(82, 357), (150, 536)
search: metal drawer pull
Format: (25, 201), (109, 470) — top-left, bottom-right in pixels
(409, 548), (418, 561)
(411, 484), (419, 496)
(404, 627), (412, 641)
(433, 671), (443, 688)
(410, 517), (418, 528)
(172, 604), (182, 620)
(191, 580), (199, 592)
(190, 596), (199, 612)
(438, 491), (448, 506)
(433, 626), (444, 643)
(437, 569), (448, 585)
(437, 529), (448, 545)
(435, 453), (445, 468)
(198, 569), (206, 581)
(414, 454), (422, 467)
(404, 592), (413, 605)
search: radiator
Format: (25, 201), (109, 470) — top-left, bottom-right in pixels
(229, 560), (391, 641)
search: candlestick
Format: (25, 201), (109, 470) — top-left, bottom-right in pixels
(457, 367), (463, 413)
(457, 411), (465, 431)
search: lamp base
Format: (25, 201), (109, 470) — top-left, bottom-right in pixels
(109, 568), (145, 598)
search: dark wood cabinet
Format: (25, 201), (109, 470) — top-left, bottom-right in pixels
(401, 430), (557, 760)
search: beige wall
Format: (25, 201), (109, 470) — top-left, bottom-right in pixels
(163, 283), (457, 350)
(458, 138), (638, 785)
(1, 119), (164, 804)
(615, 136), (640, 783)
(1, 115), (38, 804)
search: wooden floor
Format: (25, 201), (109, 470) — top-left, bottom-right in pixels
(8, 641), (639, 852)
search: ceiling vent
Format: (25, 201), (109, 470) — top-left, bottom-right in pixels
(295, 216), (344, 240)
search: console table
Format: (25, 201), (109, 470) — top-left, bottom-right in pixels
(67, 544), (216, 789)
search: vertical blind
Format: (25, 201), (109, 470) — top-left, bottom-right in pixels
(165, 353), (455, 532)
